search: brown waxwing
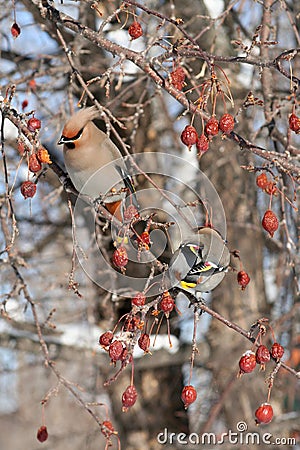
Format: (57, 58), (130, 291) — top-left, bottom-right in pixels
(168, 227), (230, 295)
(58, 106), (136, 220)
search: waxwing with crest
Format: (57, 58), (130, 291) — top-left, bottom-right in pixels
(58, 106), (137, 219)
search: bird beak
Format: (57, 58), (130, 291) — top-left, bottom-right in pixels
(57, 136), (65, 145)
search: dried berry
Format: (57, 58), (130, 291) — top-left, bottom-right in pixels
(237, 270), (250, 290)
(289, 113), (300, 133)
(255, 403), (273, 424)
(159, 291), (175, 316)
(255, 345), (270, 367)
(29, 153), (42, 173)
(11, 22), (21, 39)
(101, 420), (115, 438)
(138, 333), (150, 352)
(262, 210), (279, 238)
(132, 292), (146, 307)
(128, 21), (143, 39)
(239, 350), (256, 374)
(21, 181), (37, 199)
(204, 117), (219, 136)
(109, 340), (124, 362)
(270, 342), (284, 361)
(27, 117), (41, 132)
(138, 231), (151, 249)
(123, 204), (139, 221)
(99, 331), (114, 348)
(256, 173), (269, 190)
(122, 385), (138, 411)
(181, 125), (198, 149)
(219, 113), (235, 134)
(112, 246), (128, 269)
(124, 315), (140, 332)
(37, 425), (48, 443)
(37, 148), (52, 164)
(196, 133), (209, 154)
(264, 181), (277, 196)
(170, 67), (185, 90)
(181, 385), (197, 409)
(17, 142), (27, 155)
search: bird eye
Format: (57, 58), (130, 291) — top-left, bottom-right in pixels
(65, 142), (75, 149)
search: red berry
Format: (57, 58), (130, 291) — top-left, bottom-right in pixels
(99, 331), (114, 348)
(262, 210), (279, 238)
(239, 351), (256, 374)
(21, 181), (37, 199)
(128, 21), (143, 39)
(122, 385), (138, 411)
(138, 333), (150, 352)
(101, 420), (114, 438)
(255, 345), (270, 365)
(112, 246), (128, 269)
(123, 204), (139, 221)
(159, 291), (175, 316)
(132, 292), (146, 307)
(219, 113), (234, 134)
(237, 270), (250, 290)
(29, 153), (42, 173)
(27, 117), (41, 132)
(22, 99), (28, 110)
(270, 342), (284, 360)
(204, 117), (219, 136)
(196, 133), (209, 154)
(289, 113), (300, 133)
(256, 173), (269, 190)
(109, 340), (124, 362)
(11, 22), (21, 39)
(181, 125), (198, 149)
(255, 403), (273, 424)
(181, 385), (197, 408)
(170, 67), (185, 90)
(37, 425), (48, 442)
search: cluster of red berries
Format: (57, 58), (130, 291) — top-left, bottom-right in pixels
(170, 66), (186, 91)
(98, 329), (139, 411)
(289, 113), (300, 134)
(239, 342), (284, 375)
(238, 342), (284, 424)
(128, 21), (143, 39)
(256, 172), (277, 196)
(20, 147), (52, 200)
(180, 113), (235, 157)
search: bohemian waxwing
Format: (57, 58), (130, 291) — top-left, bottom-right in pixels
(168, 227), (230, 296)
(58, 106), (136, 219)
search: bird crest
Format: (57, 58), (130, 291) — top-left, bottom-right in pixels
(61, 106), (100, 139)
